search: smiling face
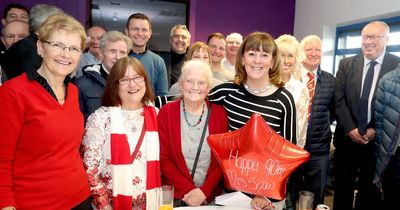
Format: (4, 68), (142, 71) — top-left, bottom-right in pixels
(118, 66), (146, 110)
(190, 48), (210, 64)
(208, 37), (226, 64)
(125, 18), (152, 51)
(171, 28), (190, 54)
(87, 26), (106, 58)
(361, 22), (389, 60)
(180, 63), (211, 104)
(226, 36), (242, 57)
(302, 38), (321, 71)
(278, 42), (297, 76)
(37, 30), (82, 77)
(242, 47), (274, 83)
(101, 40), (129, 72)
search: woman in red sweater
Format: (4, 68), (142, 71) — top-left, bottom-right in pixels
(0, 13), (91, 210)
(158, 60), (229, 207)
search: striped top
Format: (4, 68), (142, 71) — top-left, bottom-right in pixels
(209, 82), (297, 144)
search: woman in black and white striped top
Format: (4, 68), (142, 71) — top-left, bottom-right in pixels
(209, 32), (297, 210)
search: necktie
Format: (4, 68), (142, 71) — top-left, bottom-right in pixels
(358, 60), (377, 135)
(306, 72), (315, 121)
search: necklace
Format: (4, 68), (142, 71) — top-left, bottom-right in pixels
(244, 82), (272, 94)
(182, 100), (205, 127)
(123, 109), (144, 132)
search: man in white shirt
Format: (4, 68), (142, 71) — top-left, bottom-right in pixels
(222, 32), (242, 73)
(334, 21), (400, 210)
(297, 35), (335, 210)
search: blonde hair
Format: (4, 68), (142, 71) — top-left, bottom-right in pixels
(275, 34), (302, 80)
(37, 13), (86, 50)
(186, 42), (211, 64)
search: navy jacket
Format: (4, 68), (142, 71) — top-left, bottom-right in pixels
(74, 64), (107, 123)
(374, 64), (400, 189)
(305, 68), (335, 155)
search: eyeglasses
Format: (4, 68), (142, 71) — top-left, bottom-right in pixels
(172, 34), (188, 40)
(361, 35), (386, 41)
(42, 40), (82, 55)
(183, 79), (208, 89)
(119, 76), (145, 85)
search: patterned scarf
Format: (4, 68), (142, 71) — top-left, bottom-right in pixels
(110, 105), (161, 210)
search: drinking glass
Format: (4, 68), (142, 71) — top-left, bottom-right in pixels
(159, 185), (174, 210)
(299, 190), (314, 210)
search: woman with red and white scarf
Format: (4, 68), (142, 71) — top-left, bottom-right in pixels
(82, 57), (161, 210)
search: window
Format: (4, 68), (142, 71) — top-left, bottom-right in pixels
(333, 16), (400, 75)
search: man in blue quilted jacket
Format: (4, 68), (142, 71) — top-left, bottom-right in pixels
(374, 63), (400, 210)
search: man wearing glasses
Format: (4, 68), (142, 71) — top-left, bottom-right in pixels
(334, 21), (400, 210)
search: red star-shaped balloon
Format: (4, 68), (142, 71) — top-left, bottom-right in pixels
(208, 113), (310, 200)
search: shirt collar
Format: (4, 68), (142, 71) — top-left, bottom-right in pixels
(300, 65), (318, 78)
(363, 51), (385, 66)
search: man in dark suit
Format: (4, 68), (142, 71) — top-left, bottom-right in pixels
(334, 21), (400, 210)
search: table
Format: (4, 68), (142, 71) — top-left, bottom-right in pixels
(175, 206), (251, 210)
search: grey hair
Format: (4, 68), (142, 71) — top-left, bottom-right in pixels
(29, 4), (63, 32)
(179, 60), (213, 86)
(299, 35), (322, 50)
(363, 21), (390, 36)
(170, 24), (191, 38)
(100, 31), (132, 51)
(226, 32), (243, 41)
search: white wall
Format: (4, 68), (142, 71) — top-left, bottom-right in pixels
(294, 0), (400, 74)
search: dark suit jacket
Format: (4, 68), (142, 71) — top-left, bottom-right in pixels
(2, 33), (42, 80)
(334, 53), (400, 148)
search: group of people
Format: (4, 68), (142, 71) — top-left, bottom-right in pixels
(1, 2), (400, 210)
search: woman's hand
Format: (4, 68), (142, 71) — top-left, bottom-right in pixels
(251, 195), (275, 210)
(182, 188), (206, 206)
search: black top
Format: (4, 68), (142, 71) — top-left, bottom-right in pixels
(209, 82), (297, 144)
(2, 33), (42, 80)
(158, 50), (186, 87)
(26, 70), (70, 101)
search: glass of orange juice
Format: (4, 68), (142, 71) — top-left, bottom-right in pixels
(159, 185), (174, 210)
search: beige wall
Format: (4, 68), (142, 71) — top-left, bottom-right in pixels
(294, 0), (400, 73)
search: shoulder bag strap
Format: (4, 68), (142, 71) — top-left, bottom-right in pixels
(191, 104), (212, 178)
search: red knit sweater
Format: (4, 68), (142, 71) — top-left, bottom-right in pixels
(0, 74), (90, 209)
